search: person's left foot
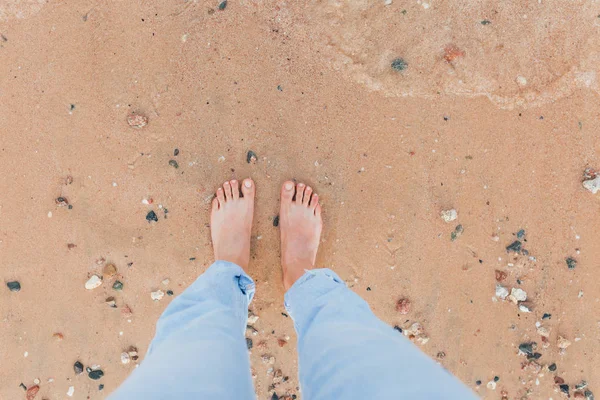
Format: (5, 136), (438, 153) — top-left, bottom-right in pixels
(210, 179), (255, 271)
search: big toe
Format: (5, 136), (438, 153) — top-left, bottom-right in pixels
(241, 178), (255, 198)
(281, 181), (295, 203)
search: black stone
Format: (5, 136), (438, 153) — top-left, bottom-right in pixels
(584, 390), (594, 400)
(73, 361), (84, 375)
(481, 19), (491, 25)
(19, 383), (27, 391)
(518, 342), (535, 356)
(548, 363), (557, 371)
(366, 287), (371, 291)
(146, 210), (158, 222)
(271, 393), (279, 400)
(393, 325), (403, 333)
(168, 159), (179, 169)
(218, 0), (227, 10)
(246, 337), (253, 350)
(566, 257), (577, 270)
(7, 281), (21, 292)
(506, 240), (522, 253)
(391, 58), (408, 71)
(174, 148), (179, 156)
(517, 229), (525, 239)
(167, 290), (174, 296)
(494, 376), (500, 382)
(273, 215), (279, 227)
(99, 384), (104, 391)
(527, 352), (542, 360)
(559, 384), (569, 396)
(281, 312), (288, 318)
(475, 380), (482, 386)
(247, 150), (258, 164)
(542, 313), (552, 320)
(88, 369), (104, 380)
(112, 281), (123, 291)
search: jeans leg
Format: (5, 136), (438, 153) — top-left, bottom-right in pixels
(108, 261), (256, 400)
(284, 269), (477, 400)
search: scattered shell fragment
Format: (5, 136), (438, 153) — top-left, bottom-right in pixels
(440, 209), (457, 222)
(127, 112), (148, 128)
(105, 297), (117, 308)
(509, 288), (527, 303)
(557, 336), (572, 350)
(55, 197), (69, 207)
(85, 275), (102, 290)
(67, 386), (75, 397)
(495, 284), (509, 300)
(537, 326), (550, 338)
(247, 312), (259, 325)
(151, 290), (165, 301)
(247, 150), (258, 164)
(519, 304), (531, 313)
(582, 176), (600, 194)
(121, 352), (130, 364)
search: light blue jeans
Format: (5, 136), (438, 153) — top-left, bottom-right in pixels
(109, 261), (477, 399)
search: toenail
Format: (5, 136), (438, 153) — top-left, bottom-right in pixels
(284, 182), (293, 190)
(244, 180), (252, 188)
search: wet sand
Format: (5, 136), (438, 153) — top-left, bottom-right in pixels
(1, 1), (599, 399)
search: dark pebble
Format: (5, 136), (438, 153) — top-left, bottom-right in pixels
(506, 240), (522, 253)
(393, 325), (402, 333)
(271, 393), (279, 400)
(494, 376), (499, 382)
(247, 150), (258, 164)
(70, 104), (76, 111)
(516, 229), (525, 239)
(89, 370), (104, 380)
(146, 210), (158, 222)
(55, 196), (69, 206)
(246, 337), (253, 350)
(168, 159), (179, 169)
(475, 380), (482, 386)
(527, 352), (542, 360)
(277, 85), (283, 91)
(548, 363), (557, 371)
(559, 384), (570, 396)
(391, 58), (408, 71)
(113, 281), (123, 291)
(366, 287), (371, 291)
(74, 361), (84, 375)
(19, 383), (27, 391)
(481, 19), (491, 25)
(167, 290), (174, 296)
(189, 257), (196, 261)
(7, 281), (21, 292)
(281, 312), (288, 318)
(99, 384), (104, 391)
(518, 342), (535, 356)
(542, 313), (552, 320)
(584, 390), (594, 400)
(218, 0), (227, 10)
(174, 148), (179, 156)
(273, 215), (279, 227)
(566, 257), (577, 270)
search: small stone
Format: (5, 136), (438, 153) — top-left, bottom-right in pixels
(166, 290), (174, 296)
(384, 0), (392, 4)
(495, 270), (508, 282)
(146, 210), (158, 222)
(272, 368), (283, 384)
(55, 197), (69, 207)
(548, 363), (557, 371)
(475, 380), (482, 386)
(7, 281), (21, 292)
(85, 275), (102, 290)
(246, 338), (253, 350)
(436, 351), (446, 359)
(218, 0), (227, 10)
(391, 57), (408, 71)
(396, 298), (411, 314)
(509, 287), (527, 302)
(121, 352), (130, 364)
(584, 390), (594, 400)
(247, 150), (258, 164)
(53, 332), (64, 340)
(506, 240), (522, 253)
(575, 392), (586, 399)
(518, 304), (531, 313)
(495, 284), (509, 300)
(99, 384), (104, 391)
(105, 297), (117, 308)
(247, 312), (259, 325)
(103, 263), (117, 278)
(67, 386), (75, 397)
(443, 44), (465, 63)
(174, 148), (180, 156)
(112, 281), (124, 290)
(450, 224), (464, 241)
(518, 342), (536, 356)
(127, 112), (148, 128)
(542, 313), (552, 320)
(576, 381), (588, 390)
(566, 257), (577, 270)
(88, 369), (104, 380)
(127, 346), (139, 361)
(487, 381), (497, 390)
(582, 176), (600, 194)
(557, 336), (572, 350)
(33, 378), (40, 385)
(271, 393), (279, 400)
(440, 209), (457, 222)
(537, 326), (550, 338)
(168, 159), (179, 169)
(74, 361), (84, 374)
(162, 278), (170, 286)
(273, 215), (280, 227)
(26, 385), (39, 400)
(559, 384), (570, 396)
(277, 338), (287, 347)
(151, 290), (165, 301)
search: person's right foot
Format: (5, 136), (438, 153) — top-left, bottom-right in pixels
(279, 181), (323, 290)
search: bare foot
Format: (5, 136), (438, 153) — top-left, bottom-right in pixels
(210, 178), (255, 271)
(279, 181), (323, 290)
